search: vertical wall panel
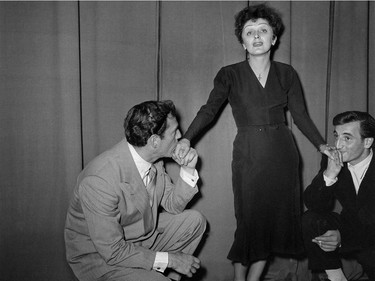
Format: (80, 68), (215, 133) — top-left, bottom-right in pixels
(290, 1), (331, 187)
(0, 2), (81, 280)
(79, 2), (159, 164)
(327, 1), (370, 144)
(369, 1), (375, 116)
(270, 1), (291, 64)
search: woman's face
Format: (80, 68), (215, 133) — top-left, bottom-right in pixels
(241, 18), (276, 57)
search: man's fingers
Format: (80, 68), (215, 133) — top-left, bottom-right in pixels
(168, 252), (200, 277)
(313, 229), (340, 252)
(174, 143), (189, 160)
(315, 237), (334, 243)
(192, 260), (200, 269)
(313, 240), (336, 252)
(178, 148), (188, 159)
(331, 149), (343, 167)
(338, 151), (344, 166)
(176, 143), (190, 160)
(172, 153), (183, 165)
(179, 148), (197, 166)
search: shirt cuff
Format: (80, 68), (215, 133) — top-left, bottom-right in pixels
(153, 252), (168, 273)
(323, 172), (337, 186)
(180, 168), (199, 187)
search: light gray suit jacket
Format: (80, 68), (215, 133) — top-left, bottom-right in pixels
(64, 139), (198, 280)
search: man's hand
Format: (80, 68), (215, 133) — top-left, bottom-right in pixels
(174, 138), (191, 161)
(320, 144), (342, 166)
(312, 230), (341, 252)
(168, 252), (201, 278)
(172, 147), (198, 175)
(324, 149), (343, 179)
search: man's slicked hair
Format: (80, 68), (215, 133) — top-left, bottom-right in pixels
(333, 111), (375, 141)
(124, 100), (177, 147)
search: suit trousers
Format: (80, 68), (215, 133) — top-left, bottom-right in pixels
(302, 211), (375, 280)
(101, 209), (206, 281)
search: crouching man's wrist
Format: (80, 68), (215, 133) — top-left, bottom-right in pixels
(153, 252), (168, 272)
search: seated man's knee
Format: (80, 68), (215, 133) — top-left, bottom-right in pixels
(302, 210), (321, 230)
(302, 210), (340, 238)
(183, 209), (207, 234)
(302, 210), (329, 241)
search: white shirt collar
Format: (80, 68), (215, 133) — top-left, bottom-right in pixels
(127, 142), (152, 179)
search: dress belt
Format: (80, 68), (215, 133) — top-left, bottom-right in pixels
(237, 123), (284, 132)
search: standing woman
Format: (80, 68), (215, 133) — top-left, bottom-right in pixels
(175, 4), (332, 281)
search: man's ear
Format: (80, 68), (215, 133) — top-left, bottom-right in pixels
(148, 134), (161, 149)
(364, 137), (374, 148)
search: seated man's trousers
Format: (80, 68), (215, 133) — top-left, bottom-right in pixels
(302, 210), (375, 280)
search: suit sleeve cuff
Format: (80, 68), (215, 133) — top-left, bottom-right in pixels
(153, 252), (168, 273)
(323, 172), (337, 186)
(180, 168), (199, 187)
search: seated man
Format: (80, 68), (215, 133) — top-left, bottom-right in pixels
(64, 100), (206, 281)
(302, 111), (375, 281)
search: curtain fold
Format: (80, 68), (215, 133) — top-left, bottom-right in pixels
(0, 2), (81, 280)
(1, 2), (374, 280)
(79, 1), (159, 164)
(370, 1), (375, 116)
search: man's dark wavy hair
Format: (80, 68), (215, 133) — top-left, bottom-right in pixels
(234, 3), (284, 44)
(124, 100), (177, 147)
(333, 111), (375, 143)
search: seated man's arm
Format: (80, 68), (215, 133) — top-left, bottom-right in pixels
(303, 155), (336, 212)
(161, 148), (200, 214)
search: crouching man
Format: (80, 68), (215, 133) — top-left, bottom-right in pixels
(65, 100), (206, 281)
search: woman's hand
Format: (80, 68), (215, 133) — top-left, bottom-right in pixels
(174, 138), (191, 161)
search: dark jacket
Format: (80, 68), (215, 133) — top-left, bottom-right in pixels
(304, 155), (375, 255)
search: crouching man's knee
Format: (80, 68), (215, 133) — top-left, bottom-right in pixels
(182, 209), (207, 236)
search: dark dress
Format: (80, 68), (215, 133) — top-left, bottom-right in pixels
(183, 60), (325, 265)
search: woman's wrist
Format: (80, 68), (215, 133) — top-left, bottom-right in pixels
(318, 143), (329, 153)
(179, 138), (191, 146)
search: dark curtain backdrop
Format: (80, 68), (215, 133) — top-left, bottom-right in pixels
(1, 1), (374, 281)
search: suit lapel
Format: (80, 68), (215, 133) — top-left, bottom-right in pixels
(115, 140), (154, 232)
(340, 165), (357, 198)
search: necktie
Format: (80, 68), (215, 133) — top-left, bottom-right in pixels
(145, 165), (156, 206)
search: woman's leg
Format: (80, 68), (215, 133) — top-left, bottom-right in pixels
(233, 259), (267, 281)
(233, 262), (248, 281)
(247, 260), (267, 281)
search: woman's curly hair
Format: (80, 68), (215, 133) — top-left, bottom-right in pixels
(234, 3), (284, 44)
